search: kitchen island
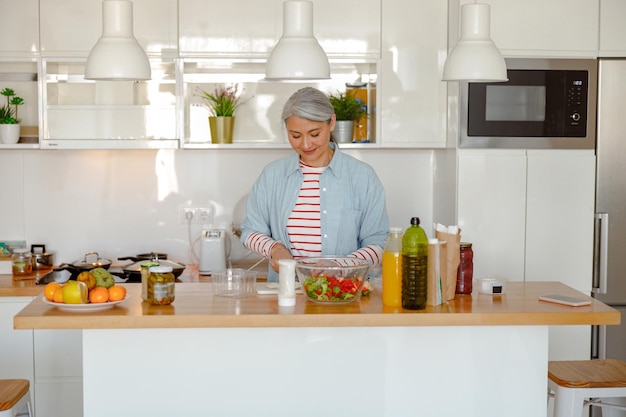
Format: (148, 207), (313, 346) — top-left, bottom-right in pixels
(14, 281), (619, 417)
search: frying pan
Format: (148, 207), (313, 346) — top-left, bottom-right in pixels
(54, 251), (113, 278)
(118, 253), (186, 281)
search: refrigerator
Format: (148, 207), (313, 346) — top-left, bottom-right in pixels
(592, 59), (626, 363)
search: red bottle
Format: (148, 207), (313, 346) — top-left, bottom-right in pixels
(456, 242), (473, 295)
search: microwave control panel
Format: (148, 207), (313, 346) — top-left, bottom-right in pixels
(565, 71), (588, 136)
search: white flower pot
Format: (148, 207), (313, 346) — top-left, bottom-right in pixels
(0, 124), (20, 144)
(334, 120), (354, 143)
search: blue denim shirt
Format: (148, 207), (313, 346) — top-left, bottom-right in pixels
(241, 143), (390, 282)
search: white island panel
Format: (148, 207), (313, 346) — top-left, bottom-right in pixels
(83, 326), (547, 417)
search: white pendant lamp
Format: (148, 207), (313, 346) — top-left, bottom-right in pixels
(85, 0), (151, 81)
(265, 0), (330, 80)
(442, 3), (508, 82)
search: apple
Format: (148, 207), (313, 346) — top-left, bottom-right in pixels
(91, 267), (115, 289)
(77, 271), (96, 290)
(62, 280), (88, 304)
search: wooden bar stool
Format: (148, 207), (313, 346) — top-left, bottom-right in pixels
(548, 359), (626, 417)
(0, 380), (33, 417)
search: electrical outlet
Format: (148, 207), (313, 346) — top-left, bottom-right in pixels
(196, 207), (213, 224)
(179, 205), (213, 224)
(179, 206), (197, 224)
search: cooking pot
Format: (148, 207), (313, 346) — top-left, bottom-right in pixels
(54, 251), (113, 277)
(31, 244), (55, 270)
(118, 253), (186, 281)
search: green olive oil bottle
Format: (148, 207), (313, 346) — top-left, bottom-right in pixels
(401, 217), (428, 310)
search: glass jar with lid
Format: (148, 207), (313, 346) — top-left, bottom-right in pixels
(148, 266), (175, 305)
(12, 248), (33, 276)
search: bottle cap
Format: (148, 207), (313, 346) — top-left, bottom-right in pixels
(149, 266), (173, 273)
(410, 217), (420, 225)
(390, 227), (403, 233)
(13, 248), (29, 254)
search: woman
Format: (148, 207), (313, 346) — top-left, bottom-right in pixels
(240, 87), (389, 282)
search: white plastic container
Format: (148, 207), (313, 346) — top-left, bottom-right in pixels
(476, 276), (507, 295)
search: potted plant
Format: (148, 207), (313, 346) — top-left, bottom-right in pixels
(328, 90), (367, 143)
(196, 84), (248, 144)
(0, 87), (24, 144)
(328, 91), (367, 143)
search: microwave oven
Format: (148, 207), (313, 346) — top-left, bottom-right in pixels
(459, 58), (597, 149)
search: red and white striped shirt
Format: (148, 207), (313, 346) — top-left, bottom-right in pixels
(286, 162), (324, 258)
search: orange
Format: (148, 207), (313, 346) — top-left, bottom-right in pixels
(89, 287), (109, 304)
(108, 285), (127, 302)
(52, 285), (64, 303)
(44, 282), (62, 301)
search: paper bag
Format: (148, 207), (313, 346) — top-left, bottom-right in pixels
(435, 224), (462, 302)
(426, 239), (443, 306)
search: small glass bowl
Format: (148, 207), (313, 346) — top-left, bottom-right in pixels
(212, 268), (257, 298)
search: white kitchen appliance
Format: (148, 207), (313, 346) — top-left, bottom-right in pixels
(199, 229), (227, 275)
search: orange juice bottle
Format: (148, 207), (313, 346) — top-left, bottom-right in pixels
(382, 227), (403, 307)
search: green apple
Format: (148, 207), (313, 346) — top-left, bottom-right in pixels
(91, 267), (115, 289)
(62, 280), (88, 304)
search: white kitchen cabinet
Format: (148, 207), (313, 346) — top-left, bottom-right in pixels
(178, 0), (380, 58)
(457, 149), (596, 360)
(458, 0), (599, 58)
(525, 150), (595, 292)
(458, 149), (595, 288)
(457, 150), (527, 280)
(40, 58), (179, 149)
(379, 0), (448, 147)
(0, 297), (34, 382)
(599, 0), (626, 57)
(0, 0), (39, 56)
(39, 0), (178, 57)
(0, 298), (83, 417)
(34, 330), (83, 417)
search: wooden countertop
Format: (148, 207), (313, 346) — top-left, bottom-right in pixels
(0, 268), (52, 297)
(14, 281), (620, 330)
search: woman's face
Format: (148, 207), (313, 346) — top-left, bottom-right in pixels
(285, 115), (336, 167)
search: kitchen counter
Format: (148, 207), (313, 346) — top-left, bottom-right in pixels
(13, 281), (619, 329)
(12, 281), (619, 417)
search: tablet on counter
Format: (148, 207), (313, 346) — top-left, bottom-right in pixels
(538, 294), (592, 307)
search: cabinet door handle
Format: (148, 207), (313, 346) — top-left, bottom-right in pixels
(593, 212), (609, 294)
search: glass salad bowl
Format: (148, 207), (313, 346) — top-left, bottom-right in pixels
(295, 257), (371, 304)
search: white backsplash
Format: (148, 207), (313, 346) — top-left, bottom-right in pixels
(0, 148), (435, 265)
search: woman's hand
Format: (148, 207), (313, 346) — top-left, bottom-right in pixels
(270, 243), (293, 272)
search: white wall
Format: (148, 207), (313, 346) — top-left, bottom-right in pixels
(0, 148), (435, 266)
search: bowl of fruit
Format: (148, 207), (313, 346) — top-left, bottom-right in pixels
(295, 256), (371, 304)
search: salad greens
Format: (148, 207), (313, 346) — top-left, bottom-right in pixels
(302, 275), (368, 302)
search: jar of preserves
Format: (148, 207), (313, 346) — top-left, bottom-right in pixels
(148, 266), (175, 305)
(455, 242), (474, 295)
(12, 248), (33, 276)
(141, 262), (158, 302)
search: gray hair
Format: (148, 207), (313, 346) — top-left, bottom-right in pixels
(281, 87), (334, 123)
